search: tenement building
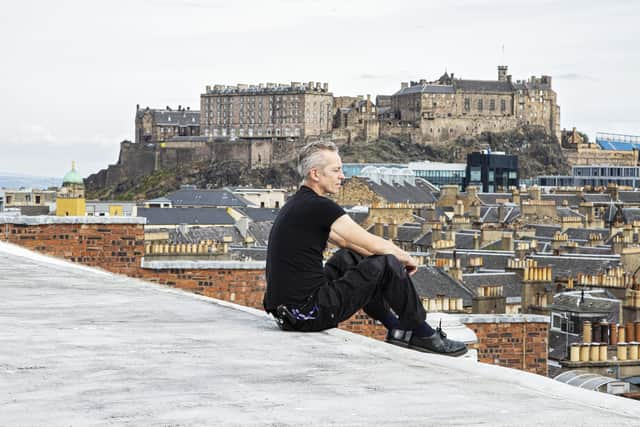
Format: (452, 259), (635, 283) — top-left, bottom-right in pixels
(200, 82), (333, 139)
(389, 65), (560, 143)
(135, 105), (200, 143)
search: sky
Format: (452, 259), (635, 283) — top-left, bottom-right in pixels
(1, 0), (639, 178)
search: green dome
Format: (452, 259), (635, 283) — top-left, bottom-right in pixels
(62, 162), (84, 185)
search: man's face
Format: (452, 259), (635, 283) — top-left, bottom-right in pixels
(315, 150), (345, 195)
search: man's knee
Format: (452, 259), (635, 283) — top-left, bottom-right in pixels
(327, 248), (363, 270)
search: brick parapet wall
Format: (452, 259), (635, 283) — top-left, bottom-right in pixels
(0, 220), (145, 276)
(464, 320), (549, 376)
(136, 267), (267, 309)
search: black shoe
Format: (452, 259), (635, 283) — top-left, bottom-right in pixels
(273, 305), (298, 331)
(386, 323), (468, 357)
(385, 328), (413, 347)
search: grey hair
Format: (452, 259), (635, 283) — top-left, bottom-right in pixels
(297, 140), (339, 180)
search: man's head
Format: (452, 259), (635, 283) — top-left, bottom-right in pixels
(298, 140), (344, 195)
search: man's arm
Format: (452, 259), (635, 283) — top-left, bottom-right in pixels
(329, 230), (374, 256)
(330, 214), (417, 274)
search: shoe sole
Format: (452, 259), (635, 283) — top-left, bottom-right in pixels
(386, 338), (468, 357)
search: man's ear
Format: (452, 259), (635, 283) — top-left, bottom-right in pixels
(309, 167), (320, 182)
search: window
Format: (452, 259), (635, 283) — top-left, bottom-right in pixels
(470, 167), (481, 181)
(489, 99), (496, 111)
(477, 99), (483, 112)
(464, 98), (470, 112)
(501, 99), (506, 112)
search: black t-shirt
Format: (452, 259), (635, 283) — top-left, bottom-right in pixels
(264, 185), (345, 311)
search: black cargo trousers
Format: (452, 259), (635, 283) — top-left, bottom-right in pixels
(283, 249), (427, 332)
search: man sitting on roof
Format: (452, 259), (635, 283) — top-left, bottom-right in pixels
(263, 141), (467, 356)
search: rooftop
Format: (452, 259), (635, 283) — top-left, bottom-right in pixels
(1, 242), (639, 425)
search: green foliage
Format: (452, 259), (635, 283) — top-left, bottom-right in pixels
(86, 161), (301, 201)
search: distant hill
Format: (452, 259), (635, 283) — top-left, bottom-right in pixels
(0, 173), (59, 190)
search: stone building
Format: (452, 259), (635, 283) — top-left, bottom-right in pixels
(333, 95), (379, 142)
(388, 65), (560, 143)
(561, 128), (638, 167)
(200, 82), (333, 139)
(135, 105), (200, 144)
(56, 162), (86, 216)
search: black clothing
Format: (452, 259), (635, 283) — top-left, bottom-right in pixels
(264, 186), (345, 310)
(264, 185), (427, 333)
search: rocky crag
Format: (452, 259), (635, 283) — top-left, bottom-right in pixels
(86, 126), (569, 200)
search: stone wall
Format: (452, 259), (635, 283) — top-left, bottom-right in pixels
(461, 315), (549, 376)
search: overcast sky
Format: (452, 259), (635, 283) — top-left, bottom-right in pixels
(1, 0), (639, 179)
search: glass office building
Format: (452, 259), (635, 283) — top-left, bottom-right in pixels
(342, 161), (466, 188)
(539, 165), (640, 188)
(408, 161), (466, 188)
(464, 151), (519, 192)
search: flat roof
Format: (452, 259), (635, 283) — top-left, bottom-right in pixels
(1, 242), (639, 425)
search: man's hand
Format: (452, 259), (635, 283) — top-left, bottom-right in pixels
(330, 214), (419, 273)
(404, 255), (418, 276)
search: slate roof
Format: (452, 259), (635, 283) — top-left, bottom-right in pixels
(166, 189), (252, 207)
(347, 211), (369, 225)
(618, 191), (640, 204)
(411, 266), (474, 306)
(168, 225), (241, 244)
(567, 246), (614, 255)
(455, 231), (479, 250)
(238, 207), (279, 222)
(583, 194), (612, 204)
(393, 84), (455, 96)
(531, 254), (620, 279)
(557, 207), (585, 218)
(603, 204), (619, 224)
(551, 290), (620, 315)
(248, 222), (273, 246)
(622, 208), (640, 223)
(542, 194), (581, 207)
(436, 250), (514, 270)
(366, 224), (424, 243)
(462, 272), (522, 299)
(138, 207), (235, 226)
(530, 224), (562, 239)
(229, 246), (268, 261)
(477, 193), (512, 205)
(479, 205), (521, 224)
(564, 228), (609, 243)
(362, 178), (437, 204)
(453, 79), (514, 93)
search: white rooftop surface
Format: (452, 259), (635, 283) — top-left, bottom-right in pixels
(1, 242), (639, 426)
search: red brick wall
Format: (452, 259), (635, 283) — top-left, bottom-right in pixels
(1, 223), (144, 276)
(338, 310), (388, 341)
(136, 267), (267, 309)
(465, 321), (548, 376)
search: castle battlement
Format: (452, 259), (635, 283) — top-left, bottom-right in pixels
(204, 81), (329, 95)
